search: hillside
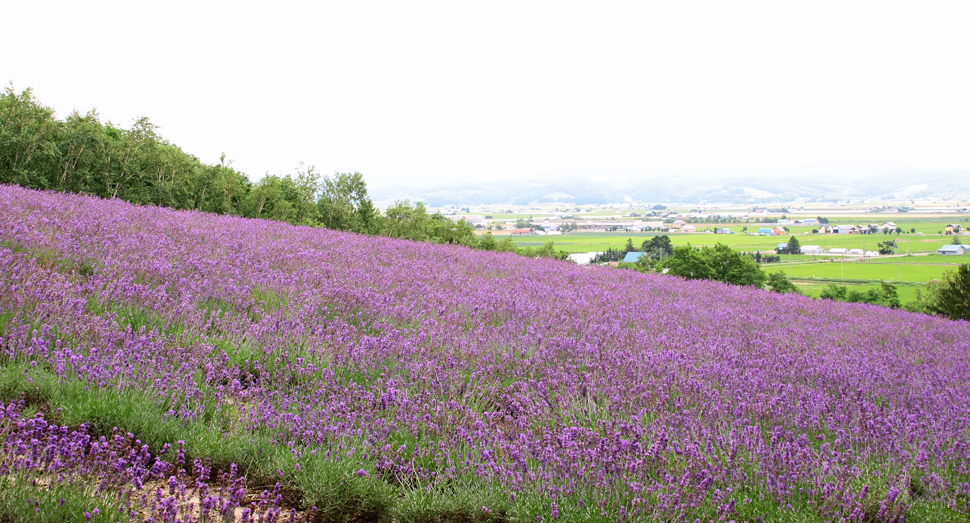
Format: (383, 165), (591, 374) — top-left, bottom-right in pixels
(1, 185), (969, 522)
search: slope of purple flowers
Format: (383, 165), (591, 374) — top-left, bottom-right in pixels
(1, 184), (969, 522)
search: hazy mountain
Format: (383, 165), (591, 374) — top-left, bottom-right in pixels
(369, 167), (970, 205)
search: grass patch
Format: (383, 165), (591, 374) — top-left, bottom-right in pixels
(0, 474), (125, 523)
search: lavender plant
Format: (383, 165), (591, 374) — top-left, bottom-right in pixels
(1, 184), (969, 522)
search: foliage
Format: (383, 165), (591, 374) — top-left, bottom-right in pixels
(777, 235), (800, 255)
(819, 281), (901, 308)
(765, 271), (799, 294)
(318, 171), (381, 234)
(878, 240), (897, 255)
(0, 85), (252, 215)
(663, 243), (767, 288)
(640, 235), (673, 260)
(591, 247), (625, 263)
(927, 264), (970, 321)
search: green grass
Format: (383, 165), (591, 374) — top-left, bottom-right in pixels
(0, 474), (125, 523)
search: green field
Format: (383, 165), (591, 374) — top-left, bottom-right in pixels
(789, 280), (924, 303)
(512, 230), (951, 254)
(768, 258), (952, 282)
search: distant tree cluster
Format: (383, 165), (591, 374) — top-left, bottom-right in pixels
(1, 86), (251, 214)
(819, 282), (901, 308)
(620, 242), (798, 294)
(0, 86), (571, 261)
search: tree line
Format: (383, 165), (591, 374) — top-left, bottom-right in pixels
(0, 86), (569, 260)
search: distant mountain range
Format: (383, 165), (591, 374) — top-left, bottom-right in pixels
(369, 167), (970, 206)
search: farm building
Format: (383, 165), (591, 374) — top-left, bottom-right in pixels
(775, 243), (789, 252)
(682, 225), (697, 232)
(800, 245), (824, 255)
(567, 252), (602, 265)
(510, 228), (533, 235)
(717, 228), (734, 234)
(849, 249), (864, 256)
(757, 228), (776, 236)
(865, 251), (880, 257)
(798, 218), (820, 226)
(622, 252), (648, 263)
(829, 248), (848, 255)
(945, 224), (963, 234)
(937, 245), (966, 255)
(773, 227), (786, 235)
(834, 225), (858, 234)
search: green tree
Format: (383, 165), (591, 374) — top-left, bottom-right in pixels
(927, 264), (970, 321)
(623, 238), (635, 254)
(242, 175), (301, 222)
(381, 199), (430, 241)
(877, 240), (896, 255)
(0, 86), (60, 189)
(704, 244), (766, 287)
(664, 245), (715, 281)
(881, 282), (901, 309)
(664, 243), (766, 287)
(317, 171), (374, 231)
(520, 241), (569, 260)
(819, 284), (848, 301)
(641, 235), (673, 259)
(781, 235), (801, 255)
(766, 271), (799, 294)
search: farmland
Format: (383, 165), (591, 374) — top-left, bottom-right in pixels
(2, 185), (970, 522)
(509, 231), (950, 254)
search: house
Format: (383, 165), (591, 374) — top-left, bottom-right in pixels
(800, 245), (824, 255)
(834, 225), (858, 234)
(881, 222), (897, 231)
(848, 249), (864, 256)
(757, 227), (776, 236)
(945, 224), (963, 234)
(773, 227), (786, 236)
(622, 252), (648, 263)
(775, 242), (789, 252)
(937, 245), (966, 255)
(672, 219), (687, 228)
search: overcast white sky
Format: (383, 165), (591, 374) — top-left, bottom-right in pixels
(5, 0), (969, 185)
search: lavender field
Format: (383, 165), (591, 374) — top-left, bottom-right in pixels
(1, 185), (969, 523)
